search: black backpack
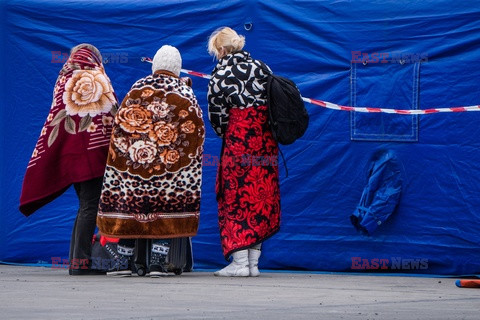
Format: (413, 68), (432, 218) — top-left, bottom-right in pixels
(264, 69), (309, 145)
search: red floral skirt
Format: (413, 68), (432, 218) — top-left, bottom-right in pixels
(216, 105), (281, 259)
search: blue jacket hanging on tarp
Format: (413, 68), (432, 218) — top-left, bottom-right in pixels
(351, 150), (402, 235)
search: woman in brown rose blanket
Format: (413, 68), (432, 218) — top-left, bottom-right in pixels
(97, 45), (205, 277)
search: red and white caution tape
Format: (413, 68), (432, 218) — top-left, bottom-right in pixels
(141, 57), (480, 115)
(301, 97), (480, 114)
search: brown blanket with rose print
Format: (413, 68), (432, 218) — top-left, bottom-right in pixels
(96, 70), (205, 239)
(19, 45), (118, 216)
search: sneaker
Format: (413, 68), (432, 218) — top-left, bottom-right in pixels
(148, 264), (168, 278)
(149, 240), (169, 277)
(106, 269), (132, 277)
(106, 244), (134, 277)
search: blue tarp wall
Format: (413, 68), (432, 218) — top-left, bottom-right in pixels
(2, 0), (480, 275)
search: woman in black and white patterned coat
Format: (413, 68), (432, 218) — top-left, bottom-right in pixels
(207, 27), (281, 277)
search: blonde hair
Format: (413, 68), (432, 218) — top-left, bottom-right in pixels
(208, 27), (245, 60)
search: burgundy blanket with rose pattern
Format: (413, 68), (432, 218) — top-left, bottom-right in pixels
(19, 44), (118, 216)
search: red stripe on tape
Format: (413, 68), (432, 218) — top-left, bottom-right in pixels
(309, 98), (326, 107)
(395, 110), (413, 114)
(187, 71), (209, 78)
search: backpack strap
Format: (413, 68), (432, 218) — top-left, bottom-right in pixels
(277, 147), (288, 178)
(258, 62), (289, 178)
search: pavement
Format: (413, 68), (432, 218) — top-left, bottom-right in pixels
(0, 264), (479, 320)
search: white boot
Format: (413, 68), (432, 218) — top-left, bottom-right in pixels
(214, 250), (249, 277)
(248, 245), (262, 277)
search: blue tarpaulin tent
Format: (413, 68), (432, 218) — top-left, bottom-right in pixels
(2, 0), (480, 275)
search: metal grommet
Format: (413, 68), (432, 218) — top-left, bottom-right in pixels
(399, 59), (406, 65)
(244, 22), (253, 31)
(362, 60), (368, 66)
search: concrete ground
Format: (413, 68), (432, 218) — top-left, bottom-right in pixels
(0, 265), (479, 320)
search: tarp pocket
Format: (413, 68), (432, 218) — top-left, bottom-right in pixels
(350, 59), (421, 141)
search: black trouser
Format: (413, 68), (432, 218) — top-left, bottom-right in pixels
(69, 177), (103, 269)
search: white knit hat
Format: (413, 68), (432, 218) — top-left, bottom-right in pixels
(152, 45), (182, 76)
